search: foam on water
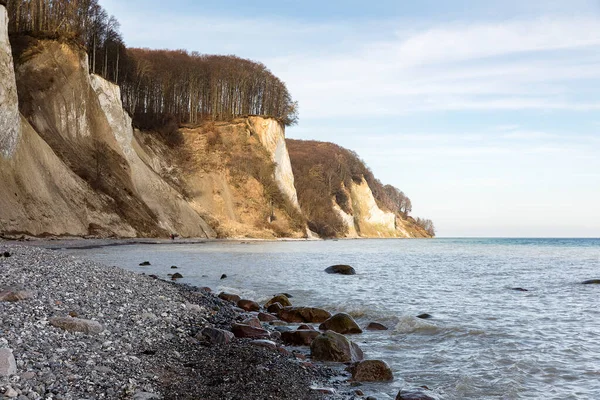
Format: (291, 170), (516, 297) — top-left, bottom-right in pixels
(393, 315), (439, 333)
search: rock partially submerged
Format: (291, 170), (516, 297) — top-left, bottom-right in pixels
(396, 389), (437, 400)
(324, 265), (356, 275)
(265, 294), (292, 308)
(310, 331), (364, 362)
(218, 292), (241, 303)
(582, 279), (600, 284)
(279, 307), (332, 323)
(365, 322), (388, 331)
(319, 312), (362, 334)
(349, 360), (393, 382)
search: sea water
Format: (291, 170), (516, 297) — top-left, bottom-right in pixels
(64, 238), (600, 399)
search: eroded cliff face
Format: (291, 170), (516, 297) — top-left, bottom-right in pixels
(89, 76), (214, 238)
(0, 5), (20, 158)
(0, 33), (215, 238)
(331, 179), (411, 238)
(246, 117), (300, 211)
(170, 119), (306, 239)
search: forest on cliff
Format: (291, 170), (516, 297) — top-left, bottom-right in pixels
(4, 0), (298, 136)
(2, 0), (434, 239)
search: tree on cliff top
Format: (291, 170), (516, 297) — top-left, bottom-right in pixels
(5, 0), (299, 132)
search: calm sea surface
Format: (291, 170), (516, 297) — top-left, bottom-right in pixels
(63, 238), (600, 399)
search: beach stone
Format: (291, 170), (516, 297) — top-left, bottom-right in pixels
(132, 392), (161, 400)
(2, 251), (11, 257)
(298, 324), (315, 331)
(0, 348), (17, 376)
(218, 292), (241, 303)
(3, 386), (18, 397)
(0, 289), (33, 302)
(170, 265), (178, 269)
(366, 322), (388, 331)
(171, 272), (183, 279)
(319, 312), (362, 334)
(281, 330), (320, 346)
(582, 279), (600, 284)
(325, 265), (356, 275)
(49, 317), (104, 334)
(265, 294), (291, 308)
(416, 313), (432, 319)
(220, 274), (227, 279)
(231, 323), (270, 339)
(139, 261), (151, 266)
(311, 387), (336, 395)
(267, 302), (284, 314)
(242, 317), (262, 328)
(200, 287), (212, 292)
(511, 287), (528, 291)
(198, 327), (234, 345)
(396, 390), (437, 400)
(258, 312), (278, 322)
(279, 307), (332, 323)
(237, 299), (260, 312)
(310, 331), (364, 362)
(350, 360), (393, 382)
(250, 340), (277, 350)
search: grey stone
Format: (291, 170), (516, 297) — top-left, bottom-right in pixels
(49, 317), (104, 334)
(0, 348), (17, 376)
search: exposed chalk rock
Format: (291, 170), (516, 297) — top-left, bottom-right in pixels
(0, 5), (21, 159)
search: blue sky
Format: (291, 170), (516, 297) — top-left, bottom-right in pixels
(101, 0), (600, 237)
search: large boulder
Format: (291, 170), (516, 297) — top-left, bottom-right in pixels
(237, 299), (260, 312)
(349, 360), (393, 382)
(49, 317), (103, 335)
(241, 317), (262, 329)
(325, 265), (356, 275)
(258, 312), (278, 322)
(310, 331), (364, 362)
(231, 323), (270, 339)
(279, 307), (331, 323)
(218, 292), (241, 303)
(265, 294), (292, 308)
(319, 313), (362, 334)
(366, 322), (388, 331)
(267, 302), (284, 314)
(281, 330), (320, 346)
(0, 348), (16, 377)
(198, 327), (234, 345)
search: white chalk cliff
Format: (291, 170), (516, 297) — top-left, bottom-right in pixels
(0, 5), (20, 158)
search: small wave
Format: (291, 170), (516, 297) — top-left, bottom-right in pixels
(393, 315), (439, 333)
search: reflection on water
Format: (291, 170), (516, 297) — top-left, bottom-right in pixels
(64, 238), (600, 399)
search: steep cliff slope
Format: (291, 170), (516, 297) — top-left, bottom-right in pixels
(287, 139), (431, 238)
(0, 16), (304, 238)
(0, 7), (135, 237)
(162, 119), (305, 238)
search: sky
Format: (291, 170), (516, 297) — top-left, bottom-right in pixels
(100, 0), (600, 237)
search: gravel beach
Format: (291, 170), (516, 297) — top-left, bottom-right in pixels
(0, 243), (347, 400)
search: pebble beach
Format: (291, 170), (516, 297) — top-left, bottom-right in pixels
(0, 243), (345, 400)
